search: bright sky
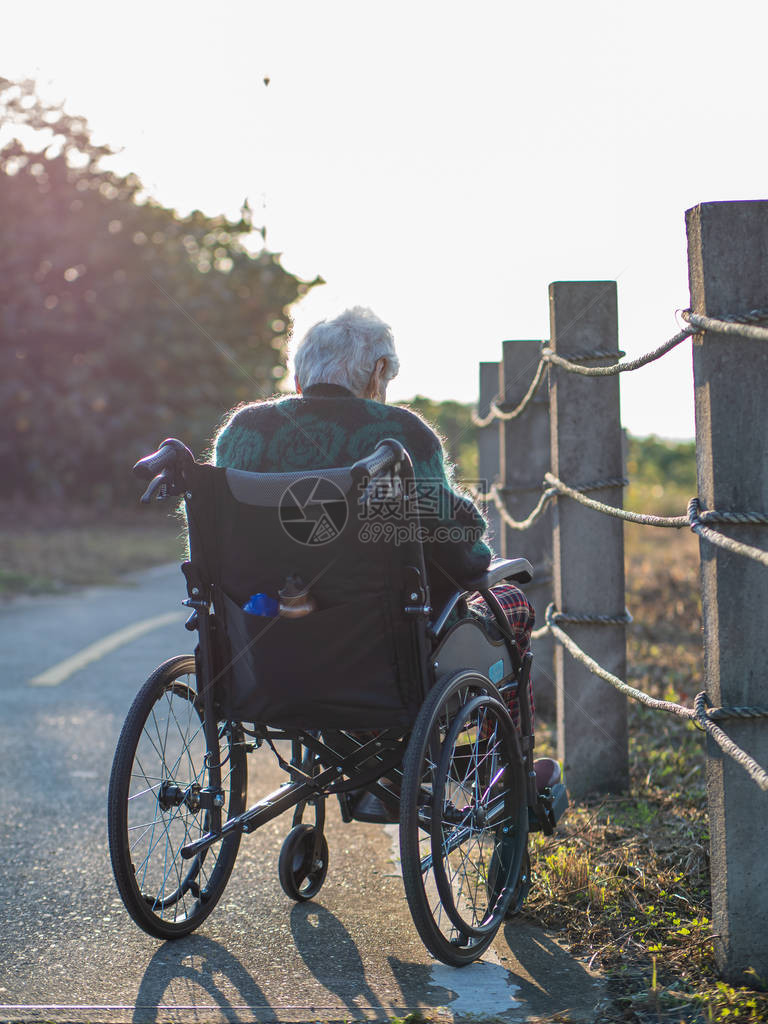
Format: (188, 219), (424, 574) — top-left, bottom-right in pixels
(4, 0), (767, 439)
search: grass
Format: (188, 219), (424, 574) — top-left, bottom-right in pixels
(524, 486), (768, 1023)
(0, 498), (184, 597)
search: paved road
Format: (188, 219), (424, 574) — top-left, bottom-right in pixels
(0, 567), (601, 1023)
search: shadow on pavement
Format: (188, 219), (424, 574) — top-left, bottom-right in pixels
(289, 902), (385, 1016)
(386, 954), (458, 1013)
(133, 935), (270, 1024)
(501, 920), (601, 1019)
(128, 908), (599, 1023)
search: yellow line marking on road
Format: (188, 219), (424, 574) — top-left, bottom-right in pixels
(28, 611), (185, 687)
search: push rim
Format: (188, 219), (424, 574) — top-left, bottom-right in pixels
(400, 670), (528, 965)
(430, 693), (525, 938)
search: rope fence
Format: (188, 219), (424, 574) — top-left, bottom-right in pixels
(534, 603), (768, 793)
(472, 358), (548, 427)
(470, 476), (629, 531)
(475, 303), (768, 795)
(474, 306), (768, 426)
(473, 471), (768, 555)
(544, 472), (688, 527)
(688, 498), (768, 569)
(541, 327), (692, 377)
(683, 307), (768, 341)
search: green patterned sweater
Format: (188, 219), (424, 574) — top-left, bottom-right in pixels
(214, 383), (492, 602)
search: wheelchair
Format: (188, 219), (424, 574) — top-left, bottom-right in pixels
(107, 436), (568, 967)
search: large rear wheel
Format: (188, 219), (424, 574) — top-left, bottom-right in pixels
(108, 655), (247, 938)
(400, 671), (528, 965)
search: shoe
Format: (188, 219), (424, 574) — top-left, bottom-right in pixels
(533, 757), (561, 793)
(349, 790), (399, 824)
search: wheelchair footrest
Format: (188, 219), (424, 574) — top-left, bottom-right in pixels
(349, 790), (399, 823)
(529, 782), (568, 834)
(549, 782), (569, 824)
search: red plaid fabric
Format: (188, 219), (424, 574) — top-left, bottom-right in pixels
(466, 583), (536, 731)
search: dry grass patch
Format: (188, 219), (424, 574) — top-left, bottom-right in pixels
(0, 500), (184, 597)
(525, 524), (768, 1022)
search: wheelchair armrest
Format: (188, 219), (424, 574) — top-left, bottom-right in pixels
(429, 558), (534, 640)
(463, 556), (534, 590)
(429, 558), (534, 638)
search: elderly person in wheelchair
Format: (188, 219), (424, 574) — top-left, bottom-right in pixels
(214, 306), (561, 814)
(111, 305), (568, 967)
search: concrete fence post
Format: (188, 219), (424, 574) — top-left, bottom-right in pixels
(686, 199), (768, 984)
(549, 281), (629, 799)
(477, 362), (503, 553)
(500, 340), (555, 717)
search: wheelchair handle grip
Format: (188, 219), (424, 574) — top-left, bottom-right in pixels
(133, 438), (194, 481)
(350, 438), (406, 482)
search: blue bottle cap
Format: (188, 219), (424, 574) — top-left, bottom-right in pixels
(243, 592), (279, 616)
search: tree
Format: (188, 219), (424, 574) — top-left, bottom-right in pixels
(402, 395), (478, 480)
(0, 78), (319, 500)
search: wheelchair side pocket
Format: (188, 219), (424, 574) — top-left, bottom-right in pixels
(216, 590), (414, 729)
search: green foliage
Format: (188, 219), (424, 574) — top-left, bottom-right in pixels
(0, 78), (319, 501)
(627, 435), (697, 489)
(401, 395), (478, 480)
(625, 434), (697, 517)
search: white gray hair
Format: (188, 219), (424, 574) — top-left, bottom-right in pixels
(292, 306), (400, 396)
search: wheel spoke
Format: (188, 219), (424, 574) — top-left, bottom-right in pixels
(128, 780), (164, 800)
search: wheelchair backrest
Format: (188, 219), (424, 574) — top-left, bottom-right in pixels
(182, 457), (429, 730)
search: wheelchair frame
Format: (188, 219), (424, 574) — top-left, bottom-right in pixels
(107, 438), (568, 967)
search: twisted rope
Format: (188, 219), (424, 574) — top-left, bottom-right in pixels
(683, 307), (768, 342)
(473, 475), (629, 531)
(473, 307), (768, 426)
(497, 482), (549, 495)
(541, 604), (696, 720)
(543, 472), (688, 527)
(694, 693), (768, 792)
(530, 605), (632, 639)
(688, 499), (768, 569)
(555, 348), (626, 363)
(472, 358), (548, 427)
(536, 604), (768, 791)
(715, 307), (768, 325)
(541, 327), (693, 376)
(486, 484), (558, 530)
(542, 476), (768, 542)
(705, 703), (768, 722)
(697, 508), (768, 526)
(550, 608), (633, 626)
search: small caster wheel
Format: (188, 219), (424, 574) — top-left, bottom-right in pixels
(504, 848), (531, 918)
(278, 823), (329, 902)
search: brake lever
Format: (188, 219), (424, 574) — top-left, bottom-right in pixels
(140, 471), (170, 504)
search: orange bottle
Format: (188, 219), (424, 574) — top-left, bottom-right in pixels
(278, 575), (318, 618)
